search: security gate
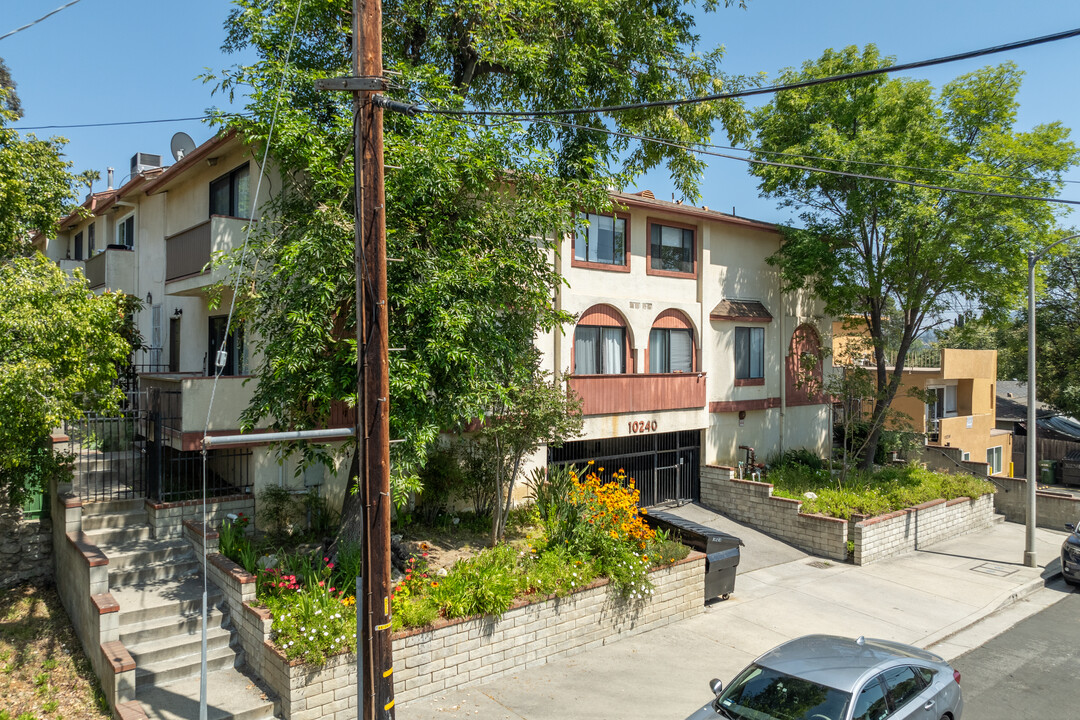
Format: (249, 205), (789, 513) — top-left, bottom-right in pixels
(548, 430), (701, 507)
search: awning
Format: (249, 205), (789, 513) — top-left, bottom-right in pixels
(709, 299), (772, 322)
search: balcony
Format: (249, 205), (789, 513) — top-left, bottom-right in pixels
(58, 259), (85, 277)
(568, 373), (706, 416)
(83, 247), (137, 292)
(140, 373), (258, 450)
(165, 216), (248, 295)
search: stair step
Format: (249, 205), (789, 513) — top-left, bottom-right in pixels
(82, 508), (148, 531)
(110, 559), (201, 589)
(120, 607), (229, 645)
(83, 525), (152, 545)
(103, 539), (193, 569)
(82, 497), (145, 515)
(115, 576), (223, 626)
(136, 669), (277, 720)
(136, 644), (238, 688)
(128, 626), (233, 666)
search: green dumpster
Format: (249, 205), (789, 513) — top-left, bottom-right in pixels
(1039, 459), (1058, 485)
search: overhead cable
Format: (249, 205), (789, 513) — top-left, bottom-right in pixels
(536, 118), (1080, 206)
(0, 0), (85, 42)
(413, 27), (1080, 118)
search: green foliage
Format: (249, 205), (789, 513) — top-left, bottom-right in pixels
(752, 46), (1078, 467)
(769, 463), (995, 520)
(264, 584), (354, 665)
(0, 256), (133, 507)
(415, 445), (466, 524)
(428, 544), (520, 619)
(205, 0), (755, 520)
(257, 485), (304, 536)
(768, 448), (825, 471)
(0, 85), (77, 260)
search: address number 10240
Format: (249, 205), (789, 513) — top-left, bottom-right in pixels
(628, 419), (657, 434)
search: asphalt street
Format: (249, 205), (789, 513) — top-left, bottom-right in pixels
(951, 583), (1079, 719)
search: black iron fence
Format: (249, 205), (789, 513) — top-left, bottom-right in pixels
(147, 445), (253, 503)
(66, 398), (147, 503)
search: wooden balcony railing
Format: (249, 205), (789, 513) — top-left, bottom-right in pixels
(84, 251), (107, 288)
(568, 372), (706, 416)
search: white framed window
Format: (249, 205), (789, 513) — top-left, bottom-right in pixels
(210, 163), (251, 218)
(962, 452), (970, 461)
(944, 385), (957, 416)
(987, 446), (1003, 475)
(116, 212), (135, 248)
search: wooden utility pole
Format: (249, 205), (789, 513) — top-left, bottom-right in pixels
(355, 0), (394, 714)
(318, 0), (394, 716)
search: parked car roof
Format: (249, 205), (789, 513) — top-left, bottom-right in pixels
(756, 635), (945, 691)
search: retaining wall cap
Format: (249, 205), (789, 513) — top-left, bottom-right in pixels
(101, 641), (136, 673)
(912, 498), (947, 511)
(244, 602), (273, 621)
(945, 496), (972, 507)
(115, 701), (149, 720)
(209, 553), (257, 584)
(66, 532), (108, 567)
(183, 518), (220, 540)
(91, 593), (119, 614)
(62, 495), (82, 508)
(730, 478), (774, 489)
(797, 512), (847, 525)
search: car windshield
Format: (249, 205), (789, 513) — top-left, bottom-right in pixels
(713, 664), (851, 720)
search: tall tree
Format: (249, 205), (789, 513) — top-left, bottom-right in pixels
(0, 82), (78, 259)
(750, 46), (1077, 467)
(207, 0), (755, 527)
(0, 255), (135, 507)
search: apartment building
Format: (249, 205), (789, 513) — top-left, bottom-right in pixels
(36, 131), (835, 512)
(543, 191), (833, 505)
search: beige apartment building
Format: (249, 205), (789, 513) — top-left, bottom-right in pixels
(35, 131), (835, 511)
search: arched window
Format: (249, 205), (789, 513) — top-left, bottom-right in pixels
(574, 305), (629, 374)
(786, 324), (825, 406)
(649, 309), (695, 373)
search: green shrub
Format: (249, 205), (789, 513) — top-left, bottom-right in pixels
(770, 463), (995, 520)
(770, 448), (825, 471)
(258, 485), (304, 536)
(265, 584), (354, 664)
(429, 544), (519, 619)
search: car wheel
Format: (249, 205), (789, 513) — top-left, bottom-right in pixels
(721, 593), (730, 600)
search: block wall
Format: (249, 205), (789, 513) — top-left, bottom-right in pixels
(210, 552), (705, 717)
(993, 476), (1080, 530)
(699, 465), (849, 561)
(146, 494), (254, 539)
(0, 505), (52, 589)
(853, 494), (996, 565)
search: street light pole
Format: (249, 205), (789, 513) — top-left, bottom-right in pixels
(1024, 232), (1080, 568)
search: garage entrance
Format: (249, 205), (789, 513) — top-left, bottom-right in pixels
(548, 430), (701, 506)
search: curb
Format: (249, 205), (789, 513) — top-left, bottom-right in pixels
(919, 569), (1060, 649)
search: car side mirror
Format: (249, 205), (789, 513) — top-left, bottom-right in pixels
(710, 678), (724, 696)
(1067, 523), (1076, 532)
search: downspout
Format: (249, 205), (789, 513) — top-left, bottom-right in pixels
(777, 231), (786, 457)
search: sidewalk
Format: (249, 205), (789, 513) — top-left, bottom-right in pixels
(398, 519), (1070, 720)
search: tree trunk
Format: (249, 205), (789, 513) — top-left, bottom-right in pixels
(489, 437), (503, 547)
(335, 448), (364, 550)
(496, 453), (523, 543)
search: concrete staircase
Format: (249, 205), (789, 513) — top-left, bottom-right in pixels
(81, 500), (277, 720)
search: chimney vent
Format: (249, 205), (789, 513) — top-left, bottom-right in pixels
(107, 167), (114, 190)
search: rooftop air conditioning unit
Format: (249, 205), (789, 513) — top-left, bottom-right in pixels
(130, 152), (162, 177)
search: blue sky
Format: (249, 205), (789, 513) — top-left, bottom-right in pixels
(3, 0), (1079, 226)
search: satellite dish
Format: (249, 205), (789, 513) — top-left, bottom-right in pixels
(170, 132), (197, 162)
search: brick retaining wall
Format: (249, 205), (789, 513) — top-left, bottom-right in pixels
(206, 550), (705, 717)
(852, 494), (996, 565)
(993, 476), (1080, 529)
(699, 465), (849, 561)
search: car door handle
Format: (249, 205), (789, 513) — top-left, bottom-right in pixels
(923, 700), (935, 711)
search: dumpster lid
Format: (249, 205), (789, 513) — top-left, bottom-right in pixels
(647, 510), (745, 546)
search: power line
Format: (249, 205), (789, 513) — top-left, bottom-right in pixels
(0, 0), (85, 42)
(420, 26), (1080, 118)
(535, 118), (1080, 206)
(12, 114), (245, 131)
(702, 141), (1080, 187)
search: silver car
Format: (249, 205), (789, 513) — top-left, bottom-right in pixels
(686, 634), (963, 720)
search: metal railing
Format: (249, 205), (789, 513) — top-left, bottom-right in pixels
(66, 400), (147, 503)
(149, 446), (253, 504)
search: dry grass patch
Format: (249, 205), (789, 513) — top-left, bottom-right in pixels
(0, 582), (110, 720)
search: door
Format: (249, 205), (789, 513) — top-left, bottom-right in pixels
(169, 317), (181, 372)
(208, 315), (241, 376)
